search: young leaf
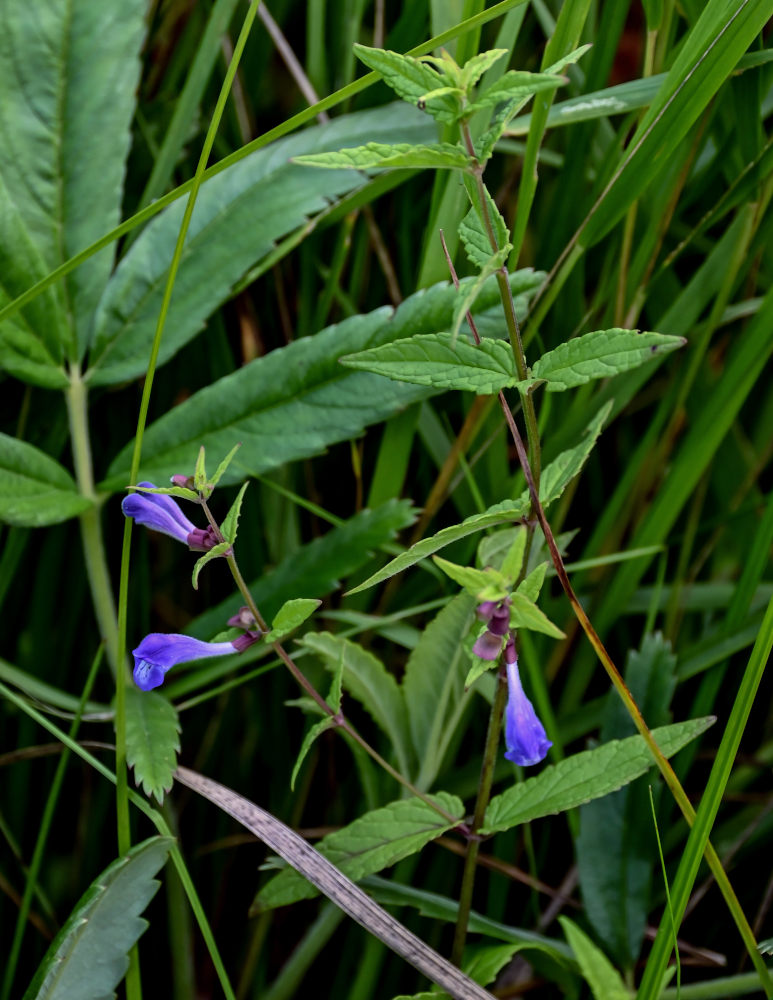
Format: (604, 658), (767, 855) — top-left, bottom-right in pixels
(341, 332), (521, 395)
(210, 443), (242, 490)
(465, 645), (501, 689)
(464, 71), (566, 116)
(0, 434), (92, 527)
(131, 484), (200, 502)
(509, 593), (565, 638)
(290, 646), (342, 791)
(531, 329), (685, 391)
(254, 792), (464, 909)
(294, 141), (472, 172)
(542, 43), (593, 76)
(481, 717), (715, 835)
(516, 562), (548, 603)
(266, 598), (321, 642)
(353, 44), (461, 123)
(21, 836), (172, 1000)
(458, 192), (510, 268)
(125, 687), (181, 802)
(559, 918), (630, 1000)
(433, 556), (509, 600)
(220, 482), (249, 544)
(460, 49), (509, 90)
(192, 541), (231, 589)
(500, 526), (528, 581)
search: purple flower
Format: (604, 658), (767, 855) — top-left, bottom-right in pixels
(122, 483), (217, 551)
(473, 630), (505, 660)
(132, 633), (236, 691)
(473, 597), (511, 659)
(503, 644), (551, 767)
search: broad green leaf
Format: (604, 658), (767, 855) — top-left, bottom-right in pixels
(458, 190), (510, 268)
(254, 793), (464, 909)
(342, 332), (521, 394)
(266, 598), (321, 642)
(353, 44), (461, 123)
(294, 141), (472, 172)
(465, 71), (566, 115)
(87, 103), (435, 385)
(433, 556), (509, 600)
(189, 500), (416, 639)
(101, 270), (542, 491)
(0, 435), (92, 527)
(509, 592), (565, 638)
(532, 330), (685, 391)
(300, 632), (413, 776)
(191, 542), (231, 590)
(559, 918), (630, 1000)
(464, 943), (529, 988)
(220, 482), (249, 544)
(348, 497), (531, 596)
(22, 836), (172, 1000)
(125, 687), (181, 803)
(0, 0), (146, 359)
(482, 718), (714, 834)
(500, 527), (528, 581)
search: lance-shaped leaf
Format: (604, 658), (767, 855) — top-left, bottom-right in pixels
(342, 332), (523, 394)
(265, 598), (321, 643)
(0, 434), (92, 527)
(482, 718), (714, 835)
(353, 44), (461, 123)
(290, 645), (343, 790)
(433, 556), (509, 601)
(450, 248), (513, 343)
(560, 918), (630, 1000)
(192, 542), (231, 590)
(531, 329), (685, 391)
(465, 71), (566, 116)
(459, 49), (509, 91)
(508, 593), (565, 639)
(294, 141), (472, 172)
(125, 687), (181, 803)
(220, 482), (249, 544)
(22, 837), (172, 1000)
(459, 193), (510, 269)
(254, 792), (464, 909)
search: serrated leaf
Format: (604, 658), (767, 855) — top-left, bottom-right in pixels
(353, 44), (461, 123)
(465, 71), (566, 116)
(433, 556), (508, 600)
(254, 793), (464, 909)
(221, 482), (249, 544)
(0, 434), (92, 527)
(458, 191), (510, 268)
(125, 687), (181, 802)
(460, 49), (509, 90)
(342, 332), (521, 394)
(266, 598), (321, 642)
(101, 270), (543, 492)
(192, 541), (230, 589)
(294, 141), (472, 172)
(300, 632), (413, 777)
(532, 329), (685, 391)
(559, 918), (630, 1000)
(509, 592), (565, 638)
(211, 443), (242, 489)
(481, 718), (715, 835)
(290, 716), (337, 792)
(516, 562), (548, 603)
(22, 836), (172, 1000)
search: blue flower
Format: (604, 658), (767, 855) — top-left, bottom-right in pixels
(503, 645), (551, 766)
(122, 483), (217, 551)
(132, 633), (236, 691)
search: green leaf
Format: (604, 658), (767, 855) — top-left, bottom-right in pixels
(0, 0), (146, 360)
(291, 645), (345, 790)
(21, 836), (172, 1000)
(516, 562), (548, 603)
(193, 445), (208, 493)
(353, 44), (461, 124)
(131, 484), (200, 502)
(299, 632), (413, 777)
(481, 718), (715, 835)
(531, 329), (685, 391)
(509, 592), (565, 639)
(220, 482), (249, 544)
(458, 191), (510, 268)
(348, 497), (530, 596)
(538, 401), (612, 507)
(500, 527), (528, 581)
(342, 332), (521, 394)
(266, 598), (321, 642)
(294, 141), (472, 172)
(125, 687), (181, 803)
(87, 103), (436, 385)
(559, 918), (631, 1000)
(101, 270), (542, 491)
(433, 556), (509, 600)
(460, 49), (509, 90)
(450, 247), (513, 343)
(210, 444), (242, 491)
(254, 793), (464, 910)
(465, 71), (566, 115)
(191, 541), (231, 590)
(0, 434), (92, 527)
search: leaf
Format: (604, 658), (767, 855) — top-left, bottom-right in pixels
(538, 401), (612, 507)
(559, 918), (631, 1000)
(531, 329), (685, 391)
(191, 542), (230, 590)
(450, 248), (513, 343)
(220, 482), (249, 544)
(300, 632), (413, 777)
(460, 49), (509, 90)
(516, 563), (548, 604)
(266, 598), (322, 642)
(342, 332), (520, 394)
(21, 836), (172, 1000)
(294, 141), (472, 172)
(481, 718), (715, 835)
(0, 0), (146, 359)
(348, 497), (530, 595)
(353, 44), (461, 124)
(87, 102), (436, 385)
(433, 557), (509, 600)
(254, 793), (464, 909)
(500, 527), (528, 581)
(463, 943), (527, 989)
(458, 192), (510, 268)
(289, 716), (337, 792)
(508, 592), (565, 639)
(0, 434), (92, 527)
(125, 687), (181, 802)
(101, 270), (543, 491)
(210, 444), (242, 491)
(465, 71), (566, 115)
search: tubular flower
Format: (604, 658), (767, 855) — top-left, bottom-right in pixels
(132, 633), (236, 691)
(122, 483), (218, 551)
(503, 642), (552, 767)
